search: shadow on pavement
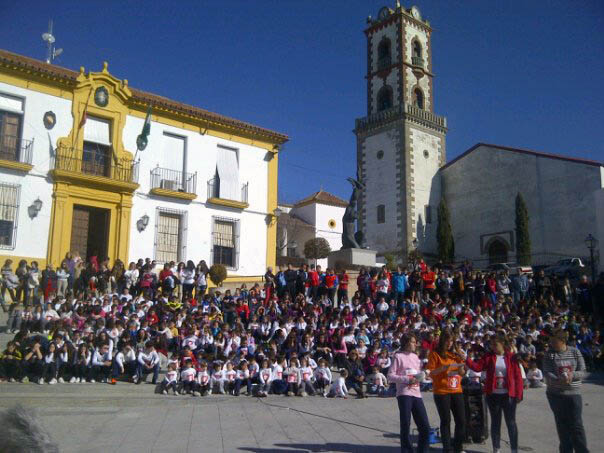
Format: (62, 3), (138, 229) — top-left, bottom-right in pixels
(239, 443), (486, 453)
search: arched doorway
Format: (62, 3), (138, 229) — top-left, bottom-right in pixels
(488, 239), (508, 265)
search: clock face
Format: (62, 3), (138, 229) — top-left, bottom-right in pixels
(94, 86), (109, 107)
(411, 6), (421, 20)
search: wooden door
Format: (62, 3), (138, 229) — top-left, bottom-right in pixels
(70, 207), (90, 260)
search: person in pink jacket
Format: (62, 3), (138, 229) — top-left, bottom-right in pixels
(388, 333), (430, 453)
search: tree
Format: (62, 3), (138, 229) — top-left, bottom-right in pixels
(515, 192), (531, 265)
(436, 197), (455, 263)
(304, 237), (331, 265)
(384, 253), (396, 270)
(209, 264), (227, 287)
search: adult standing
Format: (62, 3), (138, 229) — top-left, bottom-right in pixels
(543, 329), (589, 453)
(426, 329), (466, 453)
(388, 333), (430, 453)
(464, 335), (522, 453)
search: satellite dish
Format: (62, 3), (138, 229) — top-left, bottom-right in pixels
(53, 48), (63, 57)
(42, 32), (55, 43)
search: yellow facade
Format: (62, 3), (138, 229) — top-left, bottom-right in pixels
(0, 52), (286, 274)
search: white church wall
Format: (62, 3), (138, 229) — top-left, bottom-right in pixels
(442, 145), (603, 266)
(361, 130), (400, 253)
(409, 127), (442, 255)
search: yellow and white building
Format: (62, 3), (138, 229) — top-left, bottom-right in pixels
(0, 49), (287, 282)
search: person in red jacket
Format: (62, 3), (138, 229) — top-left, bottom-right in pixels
(337, 269), (349, 307)
(308, 265), (320, 301)
(464, 335), (522, 453)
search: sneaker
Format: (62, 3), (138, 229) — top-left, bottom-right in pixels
(38, 378), (45, 385)
(110, 378), (117, 385)
(69, 377), (76, 383)
(193, 391), (200, 397)
(207, 390), (212, 395)
(219, 389), (225, 395)
(58, 377), (65, 384)
(300, 392), (307, 397)
(49, 378), (57, 385)
(21, 376), (29, 383)
(162, 389), (168, 395)
(90, 379), (96, 383)
(132, 375), (138, 384)
(76, 378), (81, 383)
(287, 391), (294, 397)
(9, 378), (15, 383)
(174, 390), (180, 396)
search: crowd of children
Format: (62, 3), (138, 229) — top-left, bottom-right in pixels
(1, 255), (603, 406)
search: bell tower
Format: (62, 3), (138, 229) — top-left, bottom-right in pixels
(354, 3), (448, 260)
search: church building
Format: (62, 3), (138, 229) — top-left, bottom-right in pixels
(357, 4), (604, 269)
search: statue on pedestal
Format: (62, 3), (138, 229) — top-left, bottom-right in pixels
(342, 168), (366, 249)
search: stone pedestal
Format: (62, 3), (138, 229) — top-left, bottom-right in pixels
(328, 248), (377, 269)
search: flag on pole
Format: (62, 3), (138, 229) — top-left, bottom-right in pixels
(79, 86), (94, 129)
(136, 106), (152, 151)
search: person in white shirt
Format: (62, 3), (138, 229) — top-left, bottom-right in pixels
(284, 358), (301, 396)
(135, 342), (159, 384)
(161, 362), (179, 395)
(111, 343), (136, 384)
(180, 359), (197, 395)
(234, 361), (252, 396)
(196, 363), (211, 396)
(224, 362), (238, 395)
(298, 357), (315, 396)
(313, 358), (333, 396)
(328, 369), (349, 398)
(367, 366), (388, 395)
(211, 362), (226, 395)
(270, 357), (287, 395)
(526, 360), (544, 388)
(91, 343), (112, 383)
(257, 359), (273, 397)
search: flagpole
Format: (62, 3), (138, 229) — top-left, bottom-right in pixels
(75, 85), (94, 148)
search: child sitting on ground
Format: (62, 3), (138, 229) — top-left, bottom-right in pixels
(257, 359), (272, 397)
(298, 357), (315, 396)
(180, 359), (197, 395)
(313, 358), (332, 396)
(210, 362), (225, 395)
(224, 362), (237, 395)
(366, 366), (388, 395)
(161, 362), (179, 395)
(327, 369), (348, 398)
(526, 360), (544, 388)
(196, 362), (211, 396)
(284, 358), (301, 396)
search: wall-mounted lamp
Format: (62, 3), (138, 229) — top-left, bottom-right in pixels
(273, 207), (283, 218)
(28, 198), (43, 219)
(137, 214), (150, 232)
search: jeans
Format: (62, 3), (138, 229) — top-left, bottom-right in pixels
(136, 363), (159, 384)
(547, 392), (589, 453)
(433, 393), (466, 453)
(486, 393), (518, 450)
(397, 395), (430, 453)
(234, 378), (252, 395)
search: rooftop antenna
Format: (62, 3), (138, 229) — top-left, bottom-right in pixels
(42, 19), (63, 64)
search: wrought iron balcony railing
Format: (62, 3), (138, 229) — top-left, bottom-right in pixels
(150, 166), (197, 194)
(52, 146), (139, 184)
(0, 135), (33, 165)
(411, 56), (424, 67)
(207, 177), (249, 204)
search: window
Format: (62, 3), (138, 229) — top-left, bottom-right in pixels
(377, 86), (393, 112)
(215, 145), (239, 200)
(412, 40), (422, 59)
(413, 88), (424, 109)
(376, 150), (384, 160)
(154, 208), (187, 263)
(212, 217), (240, 269)
(83, 116), (112, 177)
(0, 183), (20, 249)
(377, 204), (385, 224)
(377, 39), (391, 70)
(423, 150), (429, 159)
(424, 205), (432, 224)
(0, 94), (24, 162)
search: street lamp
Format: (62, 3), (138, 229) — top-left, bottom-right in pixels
(585, 234), (598, 283)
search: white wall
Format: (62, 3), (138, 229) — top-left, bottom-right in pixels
(0, 82), (73, 260)
(409, 127), (442, 254)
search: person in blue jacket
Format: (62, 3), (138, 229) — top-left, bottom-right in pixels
(392, 265), (408, 308)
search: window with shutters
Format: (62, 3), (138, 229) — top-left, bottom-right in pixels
(154, 208), (187, 263)
(0, 183), (20, 249)
(82, 116), (112, 177)
(0, 94), (24, 162)
(212, 217), (240, 269)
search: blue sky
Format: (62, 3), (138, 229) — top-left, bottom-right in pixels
(2, 0), (603, 203)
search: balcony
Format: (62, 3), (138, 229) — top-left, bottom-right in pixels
(0, 135), (34, 172)
(411, 56), (424, 67)
(377, 55), (392, 71)
(355, 103), (447, 133)
(50, 145), (139, 192)
(207, 177), (249, 209)
(150, 166), (197, 201)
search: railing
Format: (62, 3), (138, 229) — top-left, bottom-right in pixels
(355, 103), (447, 131)
(411, 56), (424, 67)
(207, 177), (249, 204)
(52, 146), (139, 184)
(0, 135), (33, 165)
(150, 166), (197, 194)
(377, 55), (392, 71)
